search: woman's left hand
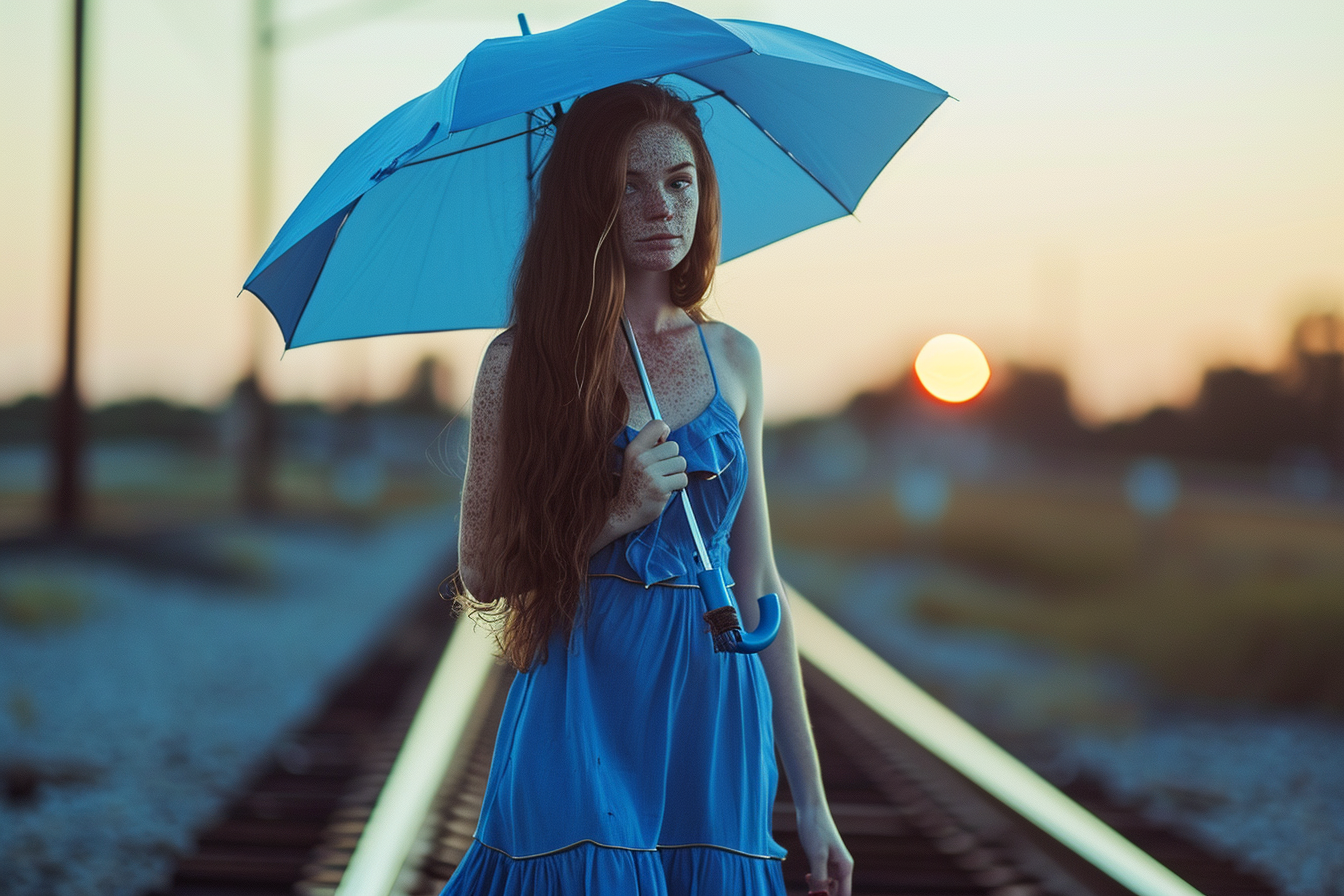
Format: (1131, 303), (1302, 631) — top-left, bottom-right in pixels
(798, 806), (853, 896)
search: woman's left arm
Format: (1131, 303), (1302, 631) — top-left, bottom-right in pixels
(725, 330), (853, 896)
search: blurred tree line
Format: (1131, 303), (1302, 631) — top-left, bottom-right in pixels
(0, 355), (462, 533)
(5, 312), (1341, 480)
(0, 355), (457, 451)
(842, 312), (1344, 472)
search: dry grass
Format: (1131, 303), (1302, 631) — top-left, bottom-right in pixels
(772, 479), (1143, 587)
(914, 569), (1344, 713)
(0, 458), (460, 538)
(771, 476), (1344, 713)
(0, 575), (91, 631)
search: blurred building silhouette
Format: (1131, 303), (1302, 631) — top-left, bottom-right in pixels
(222, 375), (278, 515)
(842, 363), (1086, 460)
(389, 355), (454, 417)
(1288, 312), (1344, 468)
(1105, 312), (1343, 470)
(770, 312), (1344, 484)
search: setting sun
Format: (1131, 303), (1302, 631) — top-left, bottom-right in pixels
(914, 334), (991, 403)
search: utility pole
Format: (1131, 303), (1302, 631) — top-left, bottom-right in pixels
(249, 0), (275, 265)
(234, 0), (279, 515)
(50, 0), (89, 533)
(233, 0), (440, 516)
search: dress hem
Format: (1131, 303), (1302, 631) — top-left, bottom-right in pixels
(472, 836), (785, 862)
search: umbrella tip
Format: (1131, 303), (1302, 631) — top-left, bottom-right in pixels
(517, 13), (530, 35)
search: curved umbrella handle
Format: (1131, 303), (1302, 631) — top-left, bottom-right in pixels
(696, 568), (781, 654)
(737, 592), (781, 654)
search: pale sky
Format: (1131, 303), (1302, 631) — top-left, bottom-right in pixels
(3, 0), (1342, 423)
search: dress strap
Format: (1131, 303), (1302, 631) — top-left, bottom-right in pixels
(694, 323), (720, 393)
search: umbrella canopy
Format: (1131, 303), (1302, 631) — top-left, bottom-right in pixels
(244, 0), (947, 349)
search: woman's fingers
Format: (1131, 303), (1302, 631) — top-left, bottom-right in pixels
(646, 450), (687, 473)
(639, 452), (687, 495)
(804, 873), (835, 895)
(801, 821), (853, 896)
(619, 419), (689, 524)
(641, 439), (683, 464)
(627, 422), (685, 483)
(832, 850), (854, 896)
(627, 419), (670, 454)
(647, 457), (689, 491)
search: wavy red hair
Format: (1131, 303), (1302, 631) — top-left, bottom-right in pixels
(458, 82), (722, 670)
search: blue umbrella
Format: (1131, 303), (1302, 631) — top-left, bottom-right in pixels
(243, 0), (947, 348)
(243, 0), (948, 654)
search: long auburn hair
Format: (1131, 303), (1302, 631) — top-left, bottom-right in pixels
(458, 81), (722, 670)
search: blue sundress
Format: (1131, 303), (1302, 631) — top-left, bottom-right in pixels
(441, 327), (786, 894)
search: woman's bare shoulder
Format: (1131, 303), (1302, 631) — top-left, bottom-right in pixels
(477, 329), (515, 378)
(469, 330), (516, 415)
(486, 328), (515, 357)
(702, 320), (762, 418)
(703, 320), (761, 378)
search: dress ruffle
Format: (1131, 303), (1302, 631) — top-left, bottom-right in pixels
(447, 840), (785, 896)
(615, 406), (744, 587)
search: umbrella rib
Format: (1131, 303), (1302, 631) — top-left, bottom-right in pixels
(396, 122), (551, 173)
(404, 91), (729, 181)
(713, 88), (855, 217)
(397, 90), (740, 182)
(285, 197), (361, 349)
(526, 109), (538, 186)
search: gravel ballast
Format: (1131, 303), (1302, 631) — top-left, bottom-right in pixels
(0, 506), (458, 896)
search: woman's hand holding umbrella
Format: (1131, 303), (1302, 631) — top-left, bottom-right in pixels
(591, 420), (687, 552)
(618, 420), (688, 529)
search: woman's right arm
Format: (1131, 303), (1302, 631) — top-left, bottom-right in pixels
(591, 421), (688, 553)
(589, 419), (688, 554)
(460, 334), (688, 587)
(457, 335), (512, 598)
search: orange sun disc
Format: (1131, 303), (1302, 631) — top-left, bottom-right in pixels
(914, 334), (991, 403)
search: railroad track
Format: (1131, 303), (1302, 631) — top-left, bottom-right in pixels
(158, 579), (1280, 896)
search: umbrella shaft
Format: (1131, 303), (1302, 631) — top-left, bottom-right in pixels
(677, 491), (710, 571)
(621, 317), (713, 572)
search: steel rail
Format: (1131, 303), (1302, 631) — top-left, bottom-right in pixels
(788, 587), (1207, 896)
(332, 616), (497, 896)
(329, 586), (1209, 896)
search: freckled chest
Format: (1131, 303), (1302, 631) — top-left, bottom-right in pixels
(619, 325), (716, 432)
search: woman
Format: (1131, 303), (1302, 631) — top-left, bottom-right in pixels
(447, 81), (852, 896)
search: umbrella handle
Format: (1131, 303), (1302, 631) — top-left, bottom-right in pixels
(696, 568), (781, 654)
(622, 318), (780, 653)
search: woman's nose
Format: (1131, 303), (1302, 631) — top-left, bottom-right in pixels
(644, 188), (673, 220)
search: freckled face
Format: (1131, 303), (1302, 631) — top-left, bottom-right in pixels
(619, 123), (699, 273)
